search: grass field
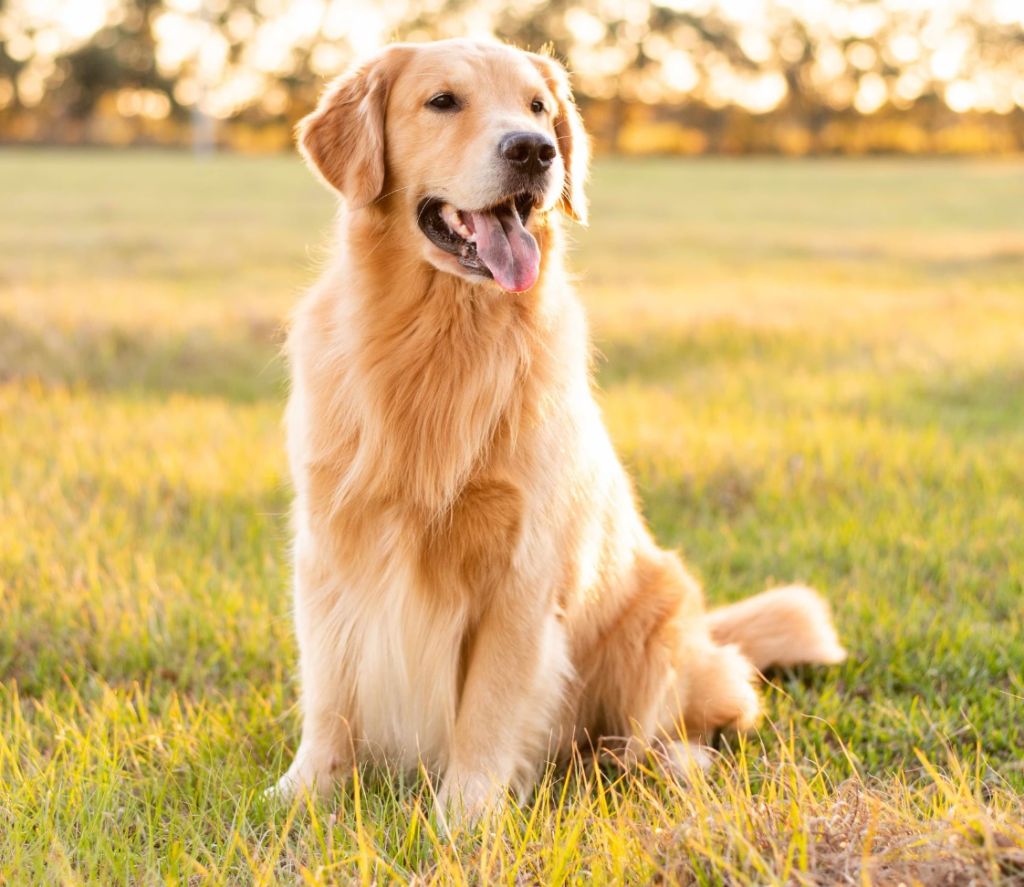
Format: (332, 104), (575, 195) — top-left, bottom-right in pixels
(1, 150), (1023, 884)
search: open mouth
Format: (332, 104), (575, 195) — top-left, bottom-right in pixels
(417, 192), (541, 293)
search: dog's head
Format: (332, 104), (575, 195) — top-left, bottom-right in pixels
(299, 39), (589, 293)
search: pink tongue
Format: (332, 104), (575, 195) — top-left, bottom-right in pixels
(467, 205), (540, 292)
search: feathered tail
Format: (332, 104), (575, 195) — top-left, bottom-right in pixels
(706, 585), (847, 672)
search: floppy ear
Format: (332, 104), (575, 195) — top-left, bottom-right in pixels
(529, 52), (590, 225)
(298, 47), (404, 207)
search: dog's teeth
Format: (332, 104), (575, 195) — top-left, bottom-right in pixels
(440, 202), (475, 241)
(440, 203), (461, 231)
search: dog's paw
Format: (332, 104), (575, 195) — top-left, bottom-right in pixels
(661, 739), (714, 780)
(264, 770), (300, 804)
(605, 736), (715, 783)
(435, 768), (504, 829)
(267, 751), (346, 803)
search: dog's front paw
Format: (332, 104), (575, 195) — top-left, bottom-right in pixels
(435, 768), (504, 829)
(267, 749), (347, 803)
(264, 769), (302, 804)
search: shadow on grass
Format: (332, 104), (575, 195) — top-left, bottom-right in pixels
(904, 362), (1024, 435)
(595, 324), (1024, 440)
(593, 322), (839, 387)
(4, 314), (813, 404)
(4, 313), (1022, 438)
(0, 315), (286, 403)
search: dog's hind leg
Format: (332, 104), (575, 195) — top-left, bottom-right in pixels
(578, 549), (763, 775)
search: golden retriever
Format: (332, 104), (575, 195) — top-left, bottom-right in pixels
(275, 38), (845, 819)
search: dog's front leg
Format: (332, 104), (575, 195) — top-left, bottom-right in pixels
(437, 594), (569, 823)
(273, 557), (357, 801)
(274, 646), (355, 800)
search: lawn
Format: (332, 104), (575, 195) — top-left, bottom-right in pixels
(1, 150), (1023, 884)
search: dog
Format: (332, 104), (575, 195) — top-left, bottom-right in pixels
(275, 38), (846, 819)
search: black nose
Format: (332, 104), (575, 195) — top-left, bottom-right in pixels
(499, 131), (556, 176)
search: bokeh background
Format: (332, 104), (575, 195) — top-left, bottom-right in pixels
(2, 0), (1024, 155)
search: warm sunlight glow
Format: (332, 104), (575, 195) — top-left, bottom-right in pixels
(5, 0), (1024, 120)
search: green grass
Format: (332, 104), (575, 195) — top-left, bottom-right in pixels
(1, 149), (1023, 884)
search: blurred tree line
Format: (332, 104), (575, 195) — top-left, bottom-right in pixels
(1, 0), (1022, 154)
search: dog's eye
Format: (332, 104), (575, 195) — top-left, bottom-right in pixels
(427, 93), (459, 111)
(531, 99), (546, 114)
